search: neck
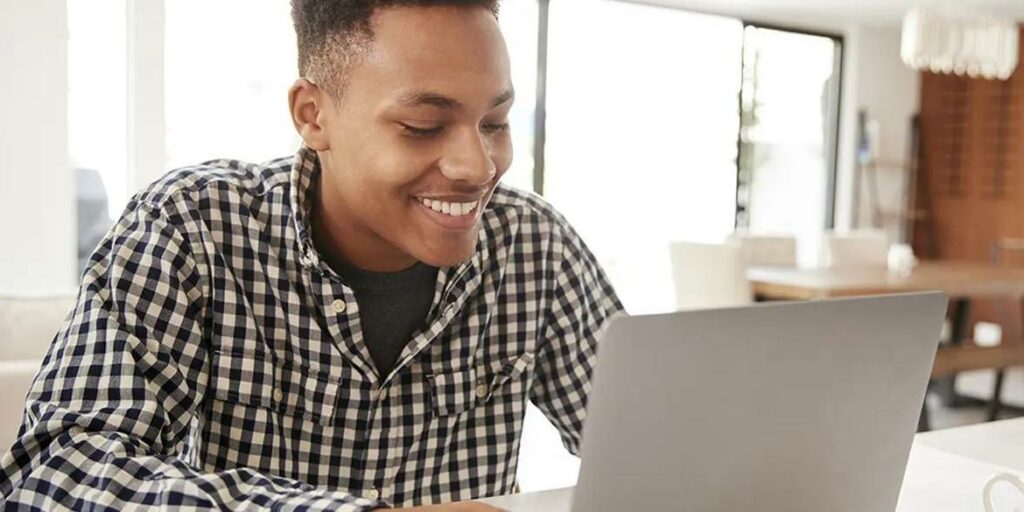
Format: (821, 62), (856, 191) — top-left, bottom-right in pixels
(310, 172), (417, 273)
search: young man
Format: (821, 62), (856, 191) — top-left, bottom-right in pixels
(0, 1), (622, 510)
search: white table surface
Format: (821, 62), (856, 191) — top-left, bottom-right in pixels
(477, 418), (1024, 511)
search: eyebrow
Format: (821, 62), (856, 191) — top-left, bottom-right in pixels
(395, 87), (515, 110)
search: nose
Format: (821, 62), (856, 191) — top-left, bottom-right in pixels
(438, 127), (497, 186)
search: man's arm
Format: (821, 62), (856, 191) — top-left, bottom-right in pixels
(529, 224), (624, 455)
(0, 202), (377, 511)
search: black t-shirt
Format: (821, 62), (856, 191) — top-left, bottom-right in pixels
(336, 261), (438, 378)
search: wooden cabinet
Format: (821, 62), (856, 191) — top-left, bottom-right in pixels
(913, 26), (1024, 330)
(914, 26), (1024, 264)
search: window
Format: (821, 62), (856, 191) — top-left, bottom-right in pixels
(496, 1), (540, 192)
(540, 2), (844, 314)
(68, 0), (126, 270)
(68, 0), (128, 219)
(736, 26), (842, 266)
(164, 0), (300, 169)
(544, 0), (745, 315)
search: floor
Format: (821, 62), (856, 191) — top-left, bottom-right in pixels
(928, 368), (1024, 430)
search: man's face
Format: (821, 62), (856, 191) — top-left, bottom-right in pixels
(316, 5), (513, 270)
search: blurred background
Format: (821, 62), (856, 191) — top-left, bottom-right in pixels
(1, 0), (849, 302)
(2, 0), (1023, 495)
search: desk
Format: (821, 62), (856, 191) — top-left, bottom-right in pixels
(749, 262), (1024, 301)
(476, 418), (1024, 511)
(747, 262), (1024, 301)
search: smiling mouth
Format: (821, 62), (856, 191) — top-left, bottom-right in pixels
(414, 197), (480, 217)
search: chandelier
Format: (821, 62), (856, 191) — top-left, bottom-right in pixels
(900, 8), (1019, 80)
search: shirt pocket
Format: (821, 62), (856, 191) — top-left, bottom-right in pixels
(428, 352), (536, 417)
(209, 349), (341, 426)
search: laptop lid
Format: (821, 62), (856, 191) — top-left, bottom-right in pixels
(572, 292), (947, 512)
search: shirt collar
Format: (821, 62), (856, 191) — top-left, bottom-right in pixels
(289, 145), (323, 270)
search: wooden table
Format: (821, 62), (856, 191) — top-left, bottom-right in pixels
(748, 260), (1024, 418)
(476, 418), (1024, 511)
(747, 261), (1024, 301)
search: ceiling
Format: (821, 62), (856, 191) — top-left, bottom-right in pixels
(624, 0), (1024, 32)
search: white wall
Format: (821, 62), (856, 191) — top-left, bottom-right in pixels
(0, 0), (77, 296)
(834, 24), (920, 238)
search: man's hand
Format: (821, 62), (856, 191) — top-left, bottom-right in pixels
(394, 502), (505, 511)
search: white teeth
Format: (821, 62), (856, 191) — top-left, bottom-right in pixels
(417, 197), (479, 218)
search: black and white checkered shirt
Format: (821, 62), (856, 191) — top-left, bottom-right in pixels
(0, 147), (623, 510)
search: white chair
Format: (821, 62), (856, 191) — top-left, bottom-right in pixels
(821, 229), (889, 269)
(728, 233), (798, 268)
(669, 241), (753, 311)
(0, 294), (75, 451)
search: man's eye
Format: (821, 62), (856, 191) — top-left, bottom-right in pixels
(482, 122), (510, 134)
(399, 123), (444, 137)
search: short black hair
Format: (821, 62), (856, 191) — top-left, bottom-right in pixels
(291, 0), (500, 96)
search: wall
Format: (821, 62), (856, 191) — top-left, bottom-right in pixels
(834, 24), (921, 239)
(0, 0), (76, 296)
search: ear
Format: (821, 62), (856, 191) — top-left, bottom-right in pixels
(288, 78), (330, 151)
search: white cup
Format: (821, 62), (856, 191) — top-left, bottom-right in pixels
(887, 243), (918, 277)
(984, 473), (1024, 512)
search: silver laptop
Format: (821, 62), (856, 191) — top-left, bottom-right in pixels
(483, 292), (947, 511)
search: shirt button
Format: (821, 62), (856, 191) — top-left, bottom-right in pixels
(331, 299), (347, 314)
(378, 387), (388, 402)
(476, 383), (489, 399)
(366, 488), (379, 501)
(273, 388), (283, 403)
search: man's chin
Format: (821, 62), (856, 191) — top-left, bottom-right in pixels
(417, 249), (476, 269)
(412, 238), (479, 269)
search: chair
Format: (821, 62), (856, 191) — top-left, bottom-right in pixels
(0, 295), (74, 360)
(821, 229), (889, 269)
(0, 294), (75, 451)
(669, 241), (752, 311)
(728, 233), (798, 268)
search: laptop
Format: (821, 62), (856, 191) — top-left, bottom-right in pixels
(481, 292), (947, 511)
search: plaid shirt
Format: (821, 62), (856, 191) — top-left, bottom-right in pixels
(0, 147), (623, 510)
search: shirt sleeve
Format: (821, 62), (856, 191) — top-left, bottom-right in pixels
(0, 201), (377, 511)
(529, 221), (625, 456)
